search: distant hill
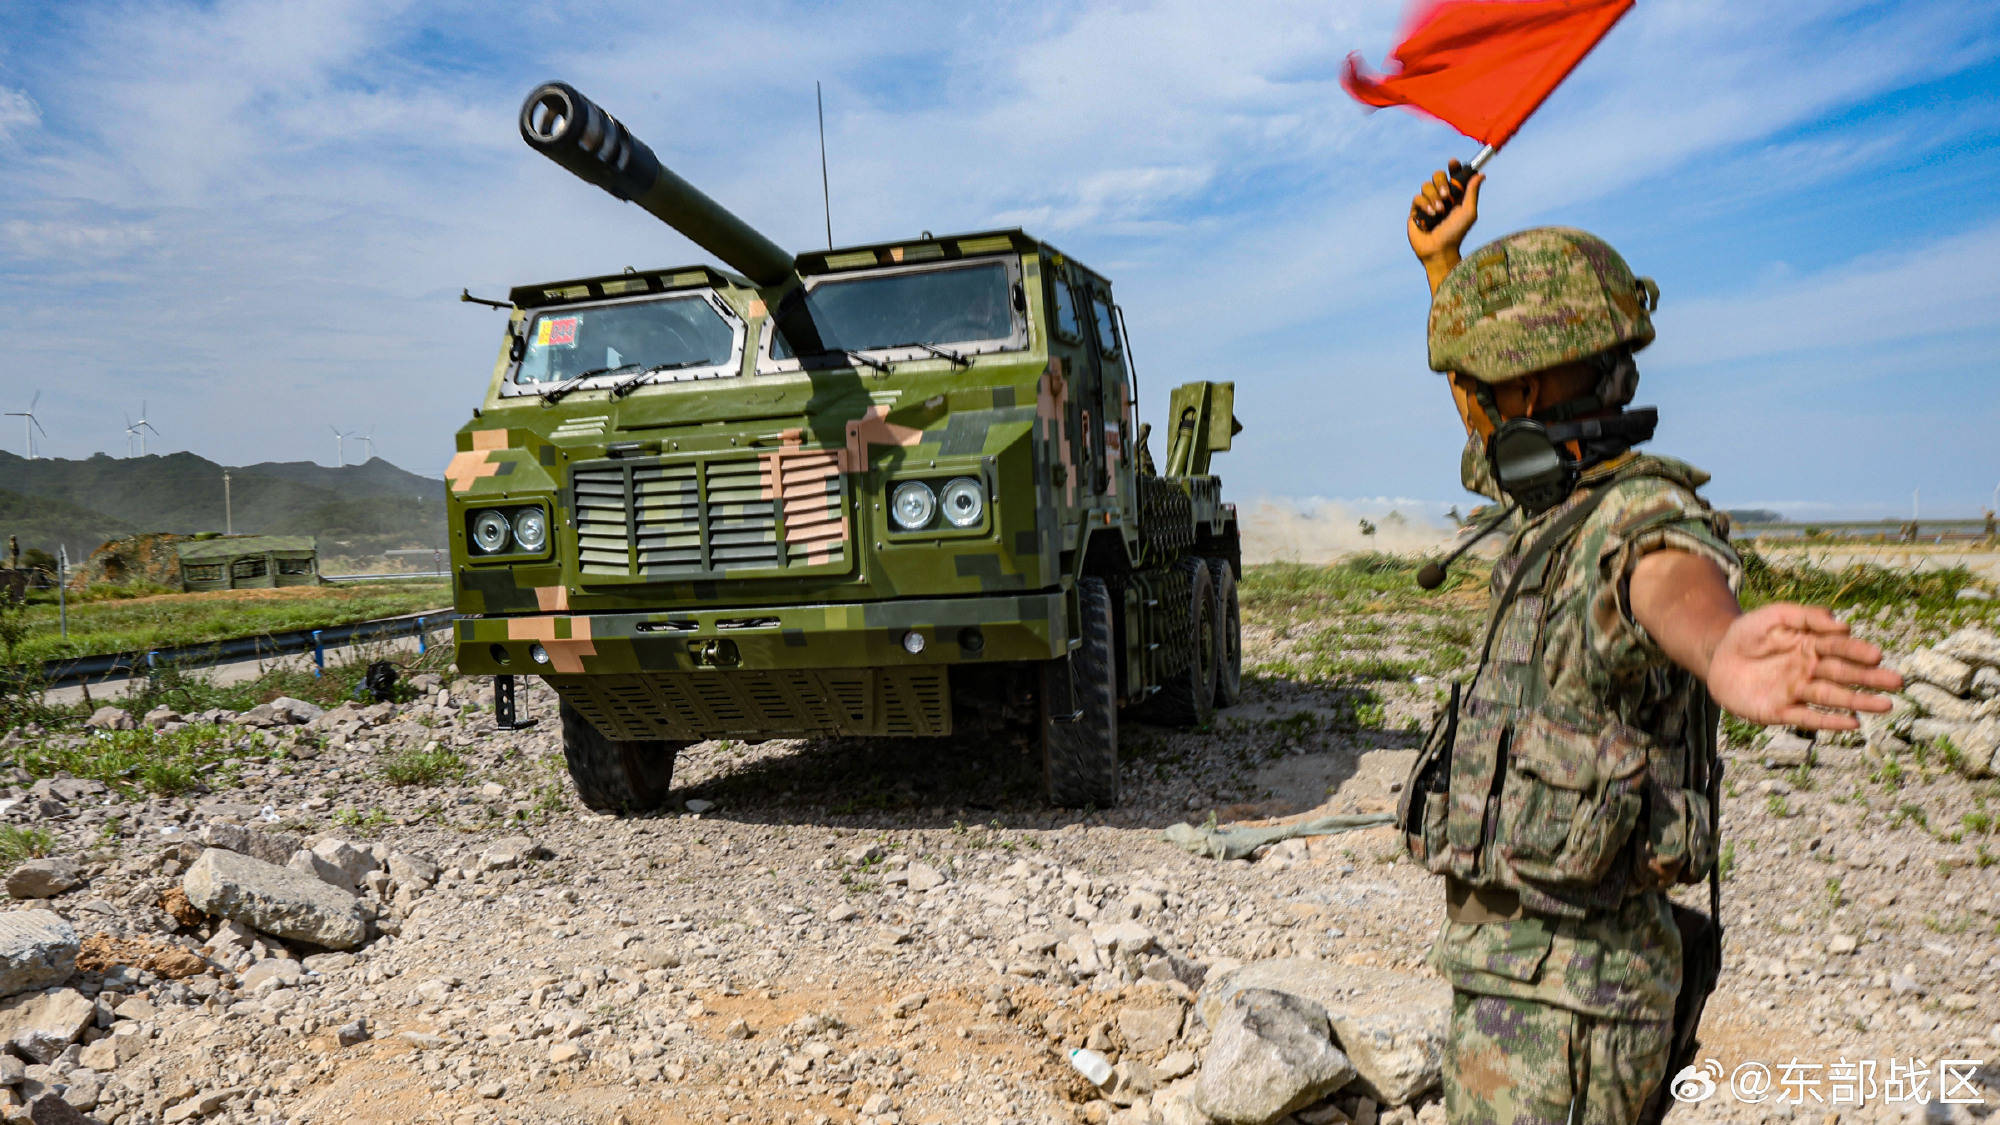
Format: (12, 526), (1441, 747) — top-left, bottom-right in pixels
(0, 451), (446, 561)
(0, 488), (136, 561)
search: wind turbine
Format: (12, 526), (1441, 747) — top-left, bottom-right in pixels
(356, 426), (376, 464)
(128, 401), (159, 456)
(5, 391), (47, 459)
(329, 424), (357, 468)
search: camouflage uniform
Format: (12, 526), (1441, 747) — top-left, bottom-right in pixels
(1418, 451), (1737, 1125)
(1411, 229), (1736, 1125)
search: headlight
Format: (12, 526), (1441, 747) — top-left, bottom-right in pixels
(470, 510), (512, 554)
(512, 508), (548, 552)
(891, 481), (937, 530)
(940, 477), (985, 528)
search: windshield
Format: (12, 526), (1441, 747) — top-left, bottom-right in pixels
(513, 294), (737, 385)
(772, 260), (1017, 360)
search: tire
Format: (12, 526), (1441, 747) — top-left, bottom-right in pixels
(1207, 557), (1242, 708)
(1041, 576), (1119, 807)
(558, 700), (684, 813)
(1145, 557), (1217, 729)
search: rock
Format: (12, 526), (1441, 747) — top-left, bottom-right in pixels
(25, 1093), (98, 1125)
(337, 1019), (370, 1046)
(1118, 1002), (1187, 1057)
(0, 913), (77, 997)
(1905, 683), (1975, 723)
(6, 860), (82, 900)
(549, 1042), (586, 1064)
(1974, 666), (2000, 701)
(476, 836), (545, 872)
(1194, 988), (1354, 1125)
(1092, 921), (1158, 956)
(181, 848), (368, 950)
(240, 958), (303, 993)
(1938, 626), (2000, 670)
(0, 989), (95, 1063)
(1903, 650), (1976, 696)
(683, 799), (715, 814)
(142, 706), (183, 729)
(76, 1037), (122, 1072)
(293, 838), (378, 894)
(83, 707), (132, 732)
(162, 1087), (245, 1123)
(1949, 719), (2000, 779)
(1829, 934), (1859, 955)
(198, 823), (301, 868)
(1156, 1051), (1197, 1081)
(1759, 730), (1814, 768)
(157, 886), (206, 928)
(386, 851), (439, 890)
(905, 863), (946, 892)
(268, 697), (324, 724)
(1196, 959), (1447, 1106)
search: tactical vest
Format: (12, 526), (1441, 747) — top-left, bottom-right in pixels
(1399, 476), (1723, 921)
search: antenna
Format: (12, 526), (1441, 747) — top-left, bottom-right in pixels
(817, 81), (833, 251)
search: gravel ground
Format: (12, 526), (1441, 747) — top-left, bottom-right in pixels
(0, 579), (1996, 1125)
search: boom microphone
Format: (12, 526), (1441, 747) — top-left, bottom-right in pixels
(1416, 504), (1518, 590)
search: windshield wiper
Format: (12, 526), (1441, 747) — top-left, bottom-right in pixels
(609, 359), (714, 399)
(798, 348), (889, 373)
(891, 341), (971, 368)
(540, 363), (643, 405)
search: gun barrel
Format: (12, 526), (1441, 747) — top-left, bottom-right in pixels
(519, 82), (796, 288)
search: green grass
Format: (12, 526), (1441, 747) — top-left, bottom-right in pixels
(11, 579), (449, 665)
(13, 723), (265, 796)
(380, 746), (465, 786)
(1241, 554), (1479, 624)
(0, 826), (56, 867)
(1739, 546), (1987, 616)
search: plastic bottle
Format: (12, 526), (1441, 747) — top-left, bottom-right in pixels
(1067, 1048), (1113, 1087)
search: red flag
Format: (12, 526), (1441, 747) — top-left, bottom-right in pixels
(1341, 0), (1633, 148)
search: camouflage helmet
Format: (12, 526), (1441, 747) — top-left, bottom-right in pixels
(1428, 227), (1658, 384)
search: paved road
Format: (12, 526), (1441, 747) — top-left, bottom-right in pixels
(42, 632), (436, 708)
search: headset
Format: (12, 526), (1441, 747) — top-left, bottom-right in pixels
(1416, 405), (1658, 590)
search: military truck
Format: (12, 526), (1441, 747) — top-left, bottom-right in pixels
(449, 82), (1242, 809)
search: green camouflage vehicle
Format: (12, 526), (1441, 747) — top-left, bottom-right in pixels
(449, 82), (1242, 809)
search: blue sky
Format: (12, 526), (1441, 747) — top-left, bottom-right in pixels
(1, 0), (1996, 520)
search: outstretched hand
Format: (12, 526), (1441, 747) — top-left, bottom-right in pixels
(1410, 160), (1484, 294)
(1704, 603), (1904, 731)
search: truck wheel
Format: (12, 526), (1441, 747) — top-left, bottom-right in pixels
(1146, 558), (1217, 728)
(558, 700), (683, 813)
(1042, 577), (1119, 808)
(1207, 557), (1242, 708)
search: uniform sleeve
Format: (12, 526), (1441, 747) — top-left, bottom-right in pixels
(1584, 480), (1742, 679)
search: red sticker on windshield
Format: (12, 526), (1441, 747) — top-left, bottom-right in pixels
(535, 317), (579, 348)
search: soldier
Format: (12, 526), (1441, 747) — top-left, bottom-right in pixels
(1401, 165), (1903, 1124)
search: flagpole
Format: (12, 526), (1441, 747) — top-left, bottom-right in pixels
(1467, 144), (1497, 173)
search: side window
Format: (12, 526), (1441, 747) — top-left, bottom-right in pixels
(1052, 276), (1082, 342)
(1091, 295), (1122, 361)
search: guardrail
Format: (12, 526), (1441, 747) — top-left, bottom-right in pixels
(30, 611), (458, 689)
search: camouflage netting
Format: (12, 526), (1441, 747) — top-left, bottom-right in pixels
(78, 533), (190, 589)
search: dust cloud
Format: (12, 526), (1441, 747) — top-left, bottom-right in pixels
(1239, 498), (1459, 564)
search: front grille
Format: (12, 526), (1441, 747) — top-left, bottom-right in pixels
(571, 453), (847, 581)
(548, 668), (951, 739)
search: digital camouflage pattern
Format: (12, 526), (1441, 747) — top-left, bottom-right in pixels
(1423, 452), (1738, 1025)
(449, 85), (1240, 744)
(1445, 992), (1672, 1125)
(1428, 228), (1658, 384)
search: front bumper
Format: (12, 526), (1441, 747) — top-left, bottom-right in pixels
(452, 590), (1065, 677)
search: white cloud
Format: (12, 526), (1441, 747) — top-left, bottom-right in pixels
(0, 87), (37, 142)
